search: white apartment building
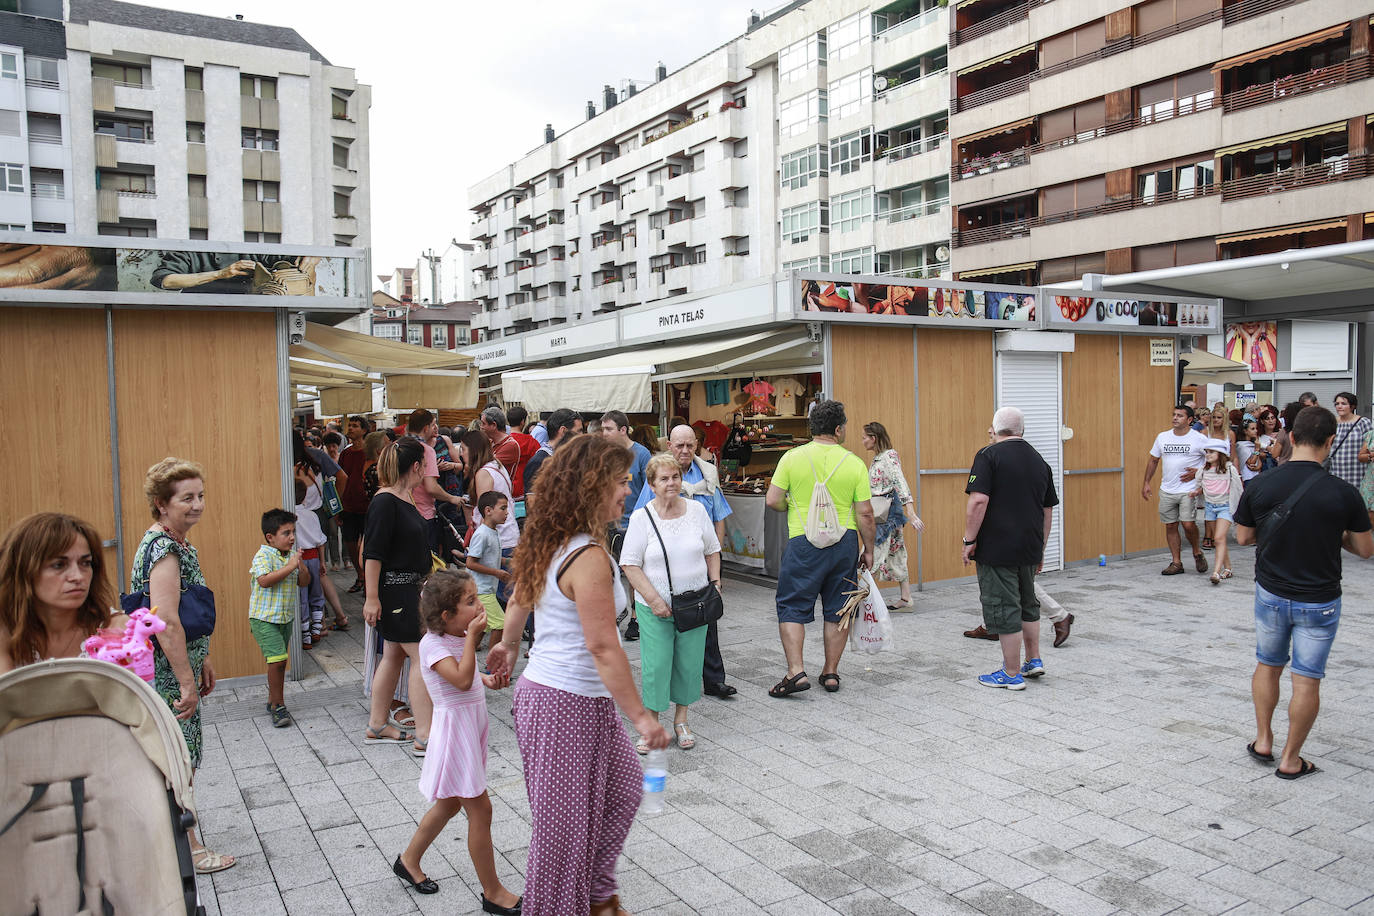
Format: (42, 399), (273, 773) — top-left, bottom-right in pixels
(466, 0), (952, 341)
(3, 0), (371, 245)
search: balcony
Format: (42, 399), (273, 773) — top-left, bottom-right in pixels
(874, 8), (947, 72)
(1220, 153), (1371, 201)
(875, 69), (949, 119)
(952, 0), (1038, 47)
(532, 260), (565, 287)
(531, 221), (566, 252)
(877, 133), (947, 187)
(1222, 0), (1308, 25)
(1221, 56), (1370, 114)
(471, 214), (495, 241)
(531, 298), (567, 323)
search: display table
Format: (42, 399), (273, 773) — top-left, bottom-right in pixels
(721, 492), (788, 577)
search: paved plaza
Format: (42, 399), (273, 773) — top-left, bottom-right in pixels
(193, 545), (1374, 915)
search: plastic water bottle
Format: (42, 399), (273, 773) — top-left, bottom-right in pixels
(641, 748), (667, 815)
(1098, 554), (1107, 567)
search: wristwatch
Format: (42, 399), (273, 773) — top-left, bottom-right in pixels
(962, 538), (977, 546)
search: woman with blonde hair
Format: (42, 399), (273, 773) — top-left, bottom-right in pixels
(487, 434), (670, 916)
(0, 512), (122, 671)
(861, 421), (923, 609)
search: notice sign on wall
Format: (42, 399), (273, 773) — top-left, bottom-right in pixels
(1150, 338), (1175, 366)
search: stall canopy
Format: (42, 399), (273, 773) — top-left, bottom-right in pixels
(1180, 349), (1252, 387)
(503, 330), (821, 414)
(289, 322), (478, 410)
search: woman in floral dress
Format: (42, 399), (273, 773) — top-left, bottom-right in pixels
(861, 422), (924, 610)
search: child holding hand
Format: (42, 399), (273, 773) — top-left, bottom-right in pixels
(1192, 439), (1236, 585)
(392, 567), (522, 915)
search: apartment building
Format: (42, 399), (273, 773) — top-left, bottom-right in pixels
(366, 290), (478, 349)
(947, 0), (1374, 285)
(466, 0), (953, 341)
(0, 0), (370, 245)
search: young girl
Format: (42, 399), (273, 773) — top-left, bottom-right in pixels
(392, 568), (522, 914)
(1192, 440), (1235, 585)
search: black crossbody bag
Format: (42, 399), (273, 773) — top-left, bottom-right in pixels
(644, 507), (724, 633)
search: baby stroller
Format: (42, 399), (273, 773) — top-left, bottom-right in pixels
(0, 658), (203, 915)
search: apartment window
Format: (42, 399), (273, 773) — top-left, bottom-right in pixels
(430, 327), (449, 348)
(99, 171), (154, 194)
(1138, 69), (1214, 123)
(733, 138), (749, 158)
(92, 61), (144, 87)
(186, 122), (205, 143)
(1039, 20), (1106, 70)
(407, 325), (423, 346)
(2, 163), (23, 193)
(779, 90), (827, 139)
(98, 222), (154, 237)
(24, 57), (59, 88)
(1137, 158), (1214, 203)
(373, 323), (402, 340)
(1040, 99), (1106, 145)
(780, 201), (828, 244)
(184, 68), (203, 90)
(95, 116), (153, 142)
(0, 223), (25, 231)
(829, 128), (873, 176)
(832, 188), (874, 233)
(33, 221), (64, 232)
(243, 231), (282, 243)
(28, 112), (61, 143)
(832, 246), (876, 274)
(827, 69), (871, 121)
(334, 191), (351, 218)
(187, 175), (206, 198)
(332, 141), (351, 168)
(0, 54), (16, 81)
(0, 111), (18, 137)
(241, 128), (279, 151)
(331, 93), (349, 120)
(779, 32), (826, 82)
(240, 75), (277, 99)
(827, 12), (871, 65)
(784, 256), (829, 272)
(30, 168), (62, 199)
(189, 228), (208, 239)
(1041, 176), (1106, 216)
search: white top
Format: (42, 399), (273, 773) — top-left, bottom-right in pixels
(1149, 428), (1207, 494)
(472, 460), (519, 549)
(522, 534), (624, 698)
(294, 483), (326, 549)
(620, 499), (720, 605)
(1236, 440), (1259, 481)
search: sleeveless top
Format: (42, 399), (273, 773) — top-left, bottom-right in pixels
(521, 534), (625, 698)
(473, 460), (519, 549)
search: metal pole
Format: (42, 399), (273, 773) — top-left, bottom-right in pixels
(276, 309), (304, 680)
(105, 307), (126, 593)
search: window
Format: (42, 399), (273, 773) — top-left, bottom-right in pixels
(1138, 69), (1215, 123)
(407, 325), (423, 346)
(832, 246), (876, 274)
(188, 176), (206, 199)
(241, 75), (276, 99)
(98, 222), (154, 237)
(24, 57), (59, 88)
(784, 256), (829, 272)
(373, 323), (402, 340)
(243, 231), (282, 243)
(0, 111), (18, 137)
(2, 163), (23, 193)
(779, 90), (827, 139)
(334, 191), (351, 218)
(186, 122), (205, 143)
(189, 228), (208, 239)
(28, 112), (61, 143)
(780, 201), (828, 244)
(332, 141), (350, 168)
(92, 61), (143, 86)
(184, 68), (203, 90)
(331, 93), (349, 120)
(241, 128), (279, 150)
(1138, 159), (1214, 203)
(0, 223), (25, 231)
(827, 69), (871, 121)
(829, 128), (873, 175)
(827, 12), (871, 65)
(33, 222), (64, 232)
(832, 188), (874, 233)
(0, 54), (16, 80)
(779, 33), (825, 82)
(95, 116), (153, 142)
(99, 171), (153, 193)
(30, 168), (62, 198)
(430, 327), (449, 348)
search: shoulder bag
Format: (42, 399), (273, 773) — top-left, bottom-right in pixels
(319, 476), (343, 516)
(122, 534), (217, 641)
(644, 506), (724, 633)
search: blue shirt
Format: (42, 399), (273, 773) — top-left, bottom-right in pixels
(530, 423), (548, 446)
(467, 524), (502, 595)
(621, 442), (652, 528)
(634, 460), (732, 522)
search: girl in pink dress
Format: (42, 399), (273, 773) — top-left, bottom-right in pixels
(393, 568), (522, 914)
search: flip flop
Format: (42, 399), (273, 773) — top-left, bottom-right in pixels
(818, 673), (841, 693)
(1275, 759), (1319, 780)
(768, 671), (811, 698)
(1246, 742), (1274, 763)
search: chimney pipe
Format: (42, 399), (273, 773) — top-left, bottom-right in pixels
(656, 61), (667, 81)
(603, 84), (616, 110)
(586, 100), (595, 120)
(627, 82), (637, 98)
(543, 123), (555, 143)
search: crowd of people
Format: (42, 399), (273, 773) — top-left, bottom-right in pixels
(2, 389), (1372, 914)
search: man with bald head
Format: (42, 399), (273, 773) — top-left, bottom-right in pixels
(634, 424), (738, 697)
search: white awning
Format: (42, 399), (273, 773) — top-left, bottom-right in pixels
(503, 330), (817, 414)
(289, 322), (479, 409)
(1180, 349), (1252, 386)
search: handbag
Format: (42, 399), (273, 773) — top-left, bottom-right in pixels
(320, 477), (343, 516)
(122, 534), (216, 641)
(870, 494), (892, 524)
(644, 506), (724, 633)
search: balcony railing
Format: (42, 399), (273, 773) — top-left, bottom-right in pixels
(116, 188), (156, 198)
(879, 132), (947, 162)
(951, 0), (1044, 47)
(1222, 56), (1371, 114)
(28, 134), (63, 145)
(1220, 153), (1371, 201)
(878, 262), (950, 279)
(888, 197), (950, 222)
(954, 71), (1033, 112)
(25, 78), (59, 90)
(1222, 0), (1307, 25)
(875, 6), (942, 41)
(31, 185), (64, 199)
(876, 68), (948, 102)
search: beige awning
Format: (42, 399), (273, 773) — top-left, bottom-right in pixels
(960, 45), (1035, 76)
(1212, 24), (1348, 71)
(290, 323), (478, 409)
(319, 386), (373, 416)
(1217, 219), (1348, 244)
(1216, 121), (1345, 158)
(957, 116), (1035, 146)
(1180, 349), (1251, 386)
(958, 262), (1037, 279)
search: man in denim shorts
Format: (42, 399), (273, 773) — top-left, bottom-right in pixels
(1235, 406), (1371, 779)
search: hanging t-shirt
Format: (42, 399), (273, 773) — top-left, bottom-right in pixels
(705, 379), (730, 406)
(775, 378), (800, 417)
(743, 379), (775, 415)
(1149, 428), (1207, 495)
(693, 420), (730, 458)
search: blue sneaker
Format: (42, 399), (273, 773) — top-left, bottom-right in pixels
(1021, 658), (1045, 678)
(978, 668), (1026, 690)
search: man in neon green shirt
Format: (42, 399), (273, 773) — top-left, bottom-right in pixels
(765, 400), (876, 698)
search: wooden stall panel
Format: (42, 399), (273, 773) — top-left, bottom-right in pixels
(916, 329), (995, 583)
(1121, 335), (1180, 553)
(0, 309), (118, 568)
(1060, 334), (1123, 562)
(1064, 474), (1122, 563)
(113, 310), (282, 679)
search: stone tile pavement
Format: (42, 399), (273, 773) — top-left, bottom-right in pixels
(193, 545), (1374, 915)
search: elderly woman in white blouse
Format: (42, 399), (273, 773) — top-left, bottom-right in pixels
(621, 452), (721, 753)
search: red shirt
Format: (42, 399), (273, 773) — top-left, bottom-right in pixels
(339, 446), (369, 513)
(492, 433), (521, 483)
(508, 432), (540, 498)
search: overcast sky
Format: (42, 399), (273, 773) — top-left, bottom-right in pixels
(149, 0), (756, 274)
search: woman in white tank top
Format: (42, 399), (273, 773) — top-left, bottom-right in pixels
(459, 431), (519, 550)
(486, 435), (670, 916)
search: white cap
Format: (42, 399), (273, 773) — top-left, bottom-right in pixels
(1203, 437), (1230, 456)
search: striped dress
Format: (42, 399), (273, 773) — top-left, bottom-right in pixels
(416, 631), (489, 801)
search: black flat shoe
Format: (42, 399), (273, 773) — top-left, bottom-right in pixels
(393, 855), (438, 894)
(482, 893), (523, 914)
(704, 682), (737, 698)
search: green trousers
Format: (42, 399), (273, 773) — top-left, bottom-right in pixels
(636, 601), (707, 711)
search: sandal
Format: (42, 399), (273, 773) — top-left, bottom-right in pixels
(193, 848), (236, 874)
(1202, 537), (1214, 550)
(1194, 552), (1208, 573)
(331, 616), (351, 631)
(635, 735), (650, 756)
(674, 723), (696, 750)
(768, 671), (811, 698)
(590, 893), (631, 916)
(1219, 568), (1232, 580)
(348, 579), (365, 593)
(1275, 758), (1320, 780)
(364, 725), (411, 745)
(887, 598), (913, 612)
(412, 739), (426, 758)
(818, 673), (841, 693)
(1161, 562), (1184, 576)
(388, 706), (416, 730)
(1210, 571), (1220, 585)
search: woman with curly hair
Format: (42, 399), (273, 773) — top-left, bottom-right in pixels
(486, 434), (671, 916)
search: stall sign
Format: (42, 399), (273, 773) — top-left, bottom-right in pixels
(1234, 391), (1258, 408)
(1050, 295), (1220, 334)
(794, 272), (1039, 327)
(461, 337), (524, 369)
(1149, 338), (1175, 366)
(1224, 322), (1278, 374)
(621, 283), (774, 344)
(523, 317), (618, 358)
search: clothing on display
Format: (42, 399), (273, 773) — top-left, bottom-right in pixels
(705, 379), (730, 406)
(742, 379), (775, 415)
(671, 383), (692, 421)
(775, 377), (800, 416)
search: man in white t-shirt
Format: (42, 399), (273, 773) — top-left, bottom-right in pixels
(1142, 404), (1208, 575)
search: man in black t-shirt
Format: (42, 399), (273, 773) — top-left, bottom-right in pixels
(963, 407), (1060, 691)
(1235, 406), (1372, 779)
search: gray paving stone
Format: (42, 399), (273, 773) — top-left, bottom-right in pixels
(1138, 868), (1246, 916)
(1199, 862), (1310, 910)
(1016, 875), (1116, 916)
(953, 880), (1056, 916)
(213, 883), (287, 916)
(280, 879), (353, 916)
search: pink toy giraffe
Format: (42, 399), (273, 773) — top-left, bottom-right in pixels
(83, 607), (166, 682)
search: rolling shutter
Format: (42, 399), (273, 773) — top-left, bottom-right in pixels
(996, 351), (1064, 572)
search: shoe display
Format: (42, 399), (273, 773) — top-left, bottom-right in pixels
(1020, 658), (1044, 678)
(1052, 613), (1074, 648)
(977, 668), (1026, 690)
